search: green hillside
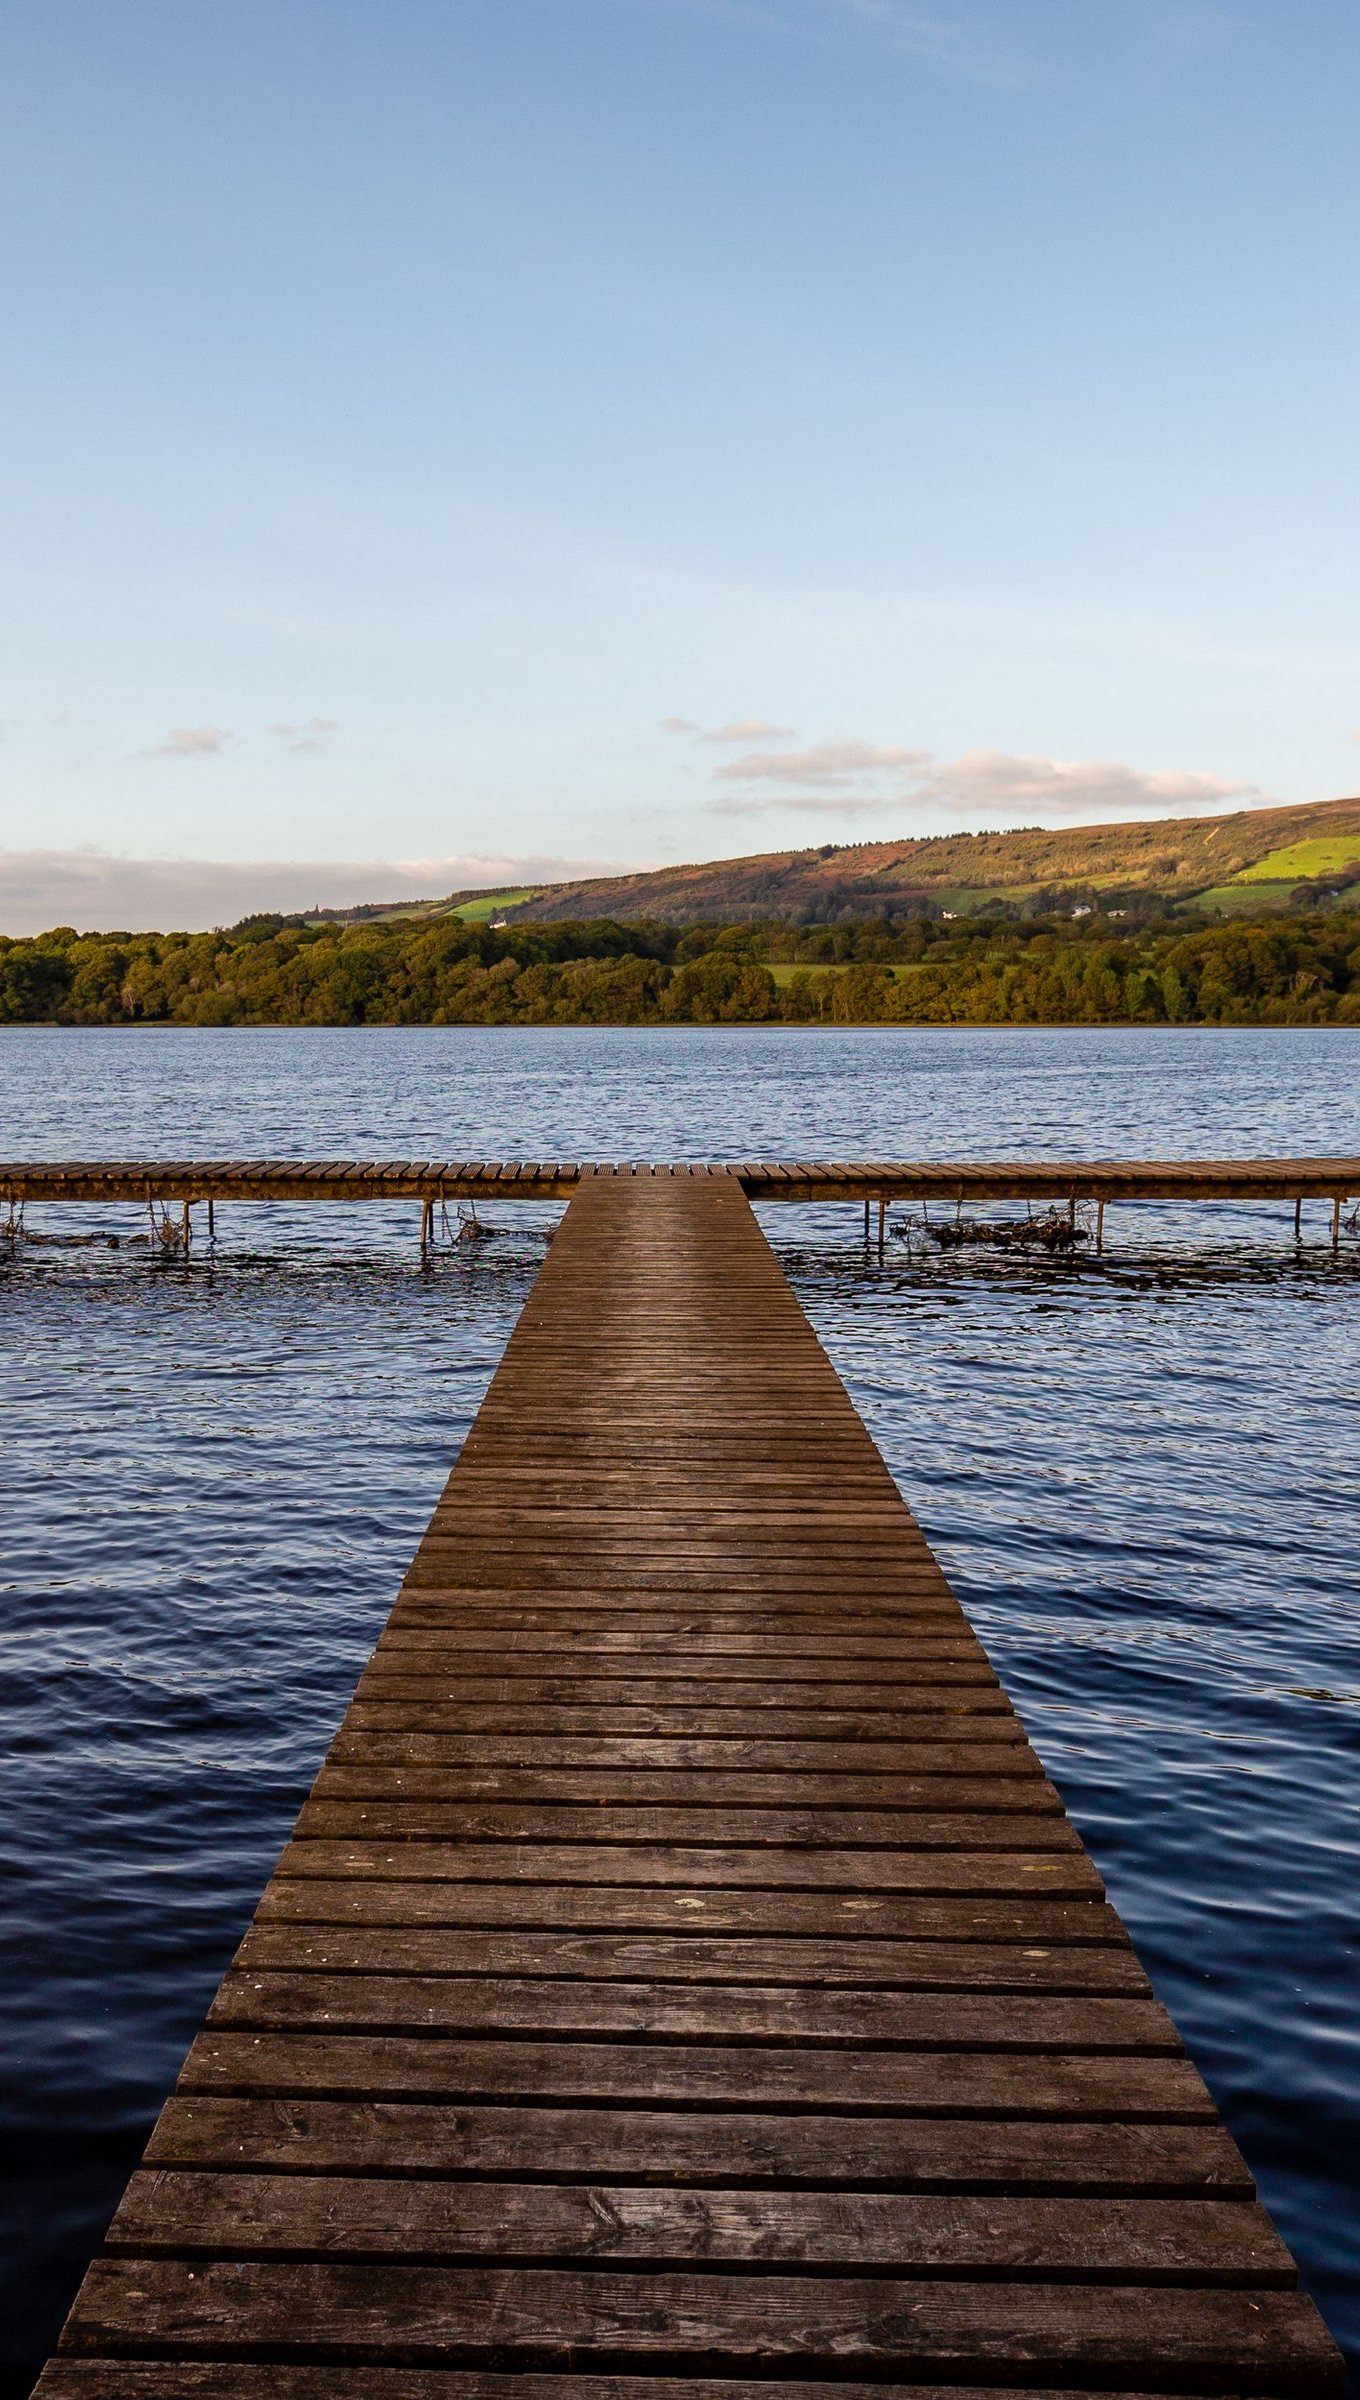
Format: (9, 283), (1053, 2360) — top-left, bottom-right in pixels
(394, 794), (1360, 927)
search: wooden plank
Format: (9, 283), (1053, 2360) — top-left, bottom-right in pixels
(324, 1732), (1040, 1771)
(172, 2035), (1225, 2121)
(30, 2376), (1239, 2400)
(57, 2261), (1341, 2389)
(293, 1804), (1084, 1848)
(273, 1840), (1106, 1893)
(369, 1631), (992, 1662)
(106, 2174), (1296, 2280)
(306, 1767), (1064, 1808)
(255, 1881), (1123, 1941)
(207, 1972), (1179, 2047)
(366, 1654), (997, 1684)
(231, 1924), (1146, 1996)
(343, 1701), (1022, 1736)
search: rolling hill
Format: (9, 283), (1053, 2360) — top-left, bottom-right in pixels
(372, 793), (1360, 927)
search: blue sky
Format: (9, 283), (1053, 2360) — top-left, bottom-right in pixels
(3, 0), (1359, 928)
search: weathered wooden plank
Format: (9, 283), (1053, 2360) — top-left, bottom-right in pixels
(306, 1767), (1062, 1809)
(369, 1631), (993, 1664)
(399, 1561), (964, 1593)
(324, 1734), (1036, 1772)
(172, 2035), (1224, 2121)
(107, 2174), (1294, 2281)
(343, 1701), (1021, 1737)
(255, 1881), (1123, 1942)
(274, 1839), (1105, 1893)
(30, 2373), (1230, 2400)
(57, 2261), (1341, 2389)
(395, 1584), (969, 1616)
(359, 1670), (1000, 1699)
(207, 1971), (1179, 2048)
(293, 1803), (1084, 1848)
(230, 1924), (1146, 1996)
(148, 2094), (1247, 2193)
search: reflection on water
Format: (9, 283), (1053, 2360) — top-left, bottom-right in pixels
(1, 1026), (1358, 2395)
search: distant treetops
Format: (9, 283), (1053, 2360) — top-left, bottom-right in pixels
(2, 907), (1358, 1028)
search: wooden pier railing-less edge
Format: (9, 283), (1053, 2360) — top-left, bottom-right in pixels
(31, 1174), (1345, 2397)
(3, 1156), (1360, 1203)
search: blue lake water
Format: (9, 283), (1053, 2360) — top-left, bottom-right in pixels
(1, 1024), (1358, 2395)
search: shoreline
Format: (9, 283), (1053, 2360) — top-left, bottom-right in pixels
(3, 1018), (1358, 1035)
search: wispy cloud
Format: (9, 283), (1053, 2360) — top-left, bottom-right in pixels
(714, 737), (929, 790)
(661, 714), (797, 742)
(828, 0), (1028, 83)
(708, 737), (1267, 821)
(0, 850), (625, 939)
(607, 0), (1032, 85)
(145, 725), (233, 758)
(269, 717), (340, 754)
(923, 750), (1266, 819)
(700, 718), (797, 743)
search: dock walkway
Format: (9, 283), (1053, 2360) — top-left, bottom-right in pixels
(37, 1177), (1341, 2398)
(4, 1155), (1360, 1204)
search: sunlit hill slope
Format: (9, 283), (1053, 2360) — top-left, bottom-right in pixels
(406, 794), (1360, 927)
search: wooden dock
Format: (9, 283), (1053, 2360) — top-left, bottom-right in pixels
(34, 1176), (1343, 2398)
(3, 1155), (1359, 1205)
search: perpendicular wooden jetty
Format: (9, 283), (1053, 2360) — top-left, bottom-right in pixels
(4, 1156), (1359, 1204)
(34, 1175), (1343, 2398)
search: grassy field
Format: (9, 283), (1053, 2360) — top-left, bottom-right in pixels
(1232, 836), (1360, 882)
(445, 889), (541, 922)
(1195, 881), (1301, 916)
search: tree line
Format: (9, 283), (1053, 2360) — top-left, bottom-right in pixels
(2, 908), (1359, 1027)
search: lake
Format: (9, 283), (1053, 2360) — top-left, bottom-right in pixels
(1, 1023), (1358, 2396)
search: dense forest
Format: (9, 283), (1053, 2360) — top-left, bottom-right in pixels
(2, 908), (1359, 1026)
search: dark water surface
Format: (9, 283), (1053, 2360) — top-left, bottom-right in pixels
(2, 1026), (1358, 2395)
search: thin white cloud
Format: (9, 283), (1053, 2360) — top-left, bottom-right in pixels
(708, 738), (1267, 820)
(145, 725), (232, 758)
(714, 737), (930, 788)
(700, 718), (797, 743)
(659, 716), (699, 733)
(0, 850), (625, 938)
(922, 749), (1265, 819)
(269, 717), (340, 754)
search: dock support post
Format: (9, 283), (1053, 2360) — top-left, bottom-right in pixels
(1294, 1196), (1302, 1242)
(1096, 1200), (1105, 1254)
(877, 1197), (886, 1258)
(207, 1197), (215, 1244)
(1333, 1197), (1343, 1256)
(420, 1196), (434, 1260)
(181, 1200), (191, 1254)
(862, 1199), (870, 1243)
